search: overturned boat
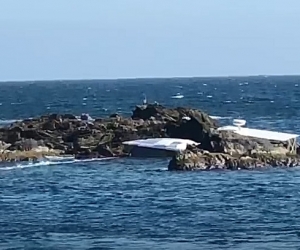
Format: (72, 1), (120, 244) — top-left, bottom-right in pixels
(218, 119), (299, 154)
(122, 138), (199, 157)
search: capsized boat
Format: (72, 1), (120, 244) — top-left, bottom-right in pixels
(123, 138), (199, 157)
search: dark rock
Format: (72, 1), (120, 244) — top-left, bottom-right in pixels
(21, 129), (42, 140)
(110, 113), (121, 118)
(42, 120), (58, 131)
(48, 114), (61, 121)
(132, 104), (180, 121)
(56, 122), (71, 131)
(9, 126), (24, 133)
(112, 129), (139, 143)
(165, 111), (219, 151)
(6, 130), (21, 144)
(168, 149), (300, 171)
(75, 150), (98, 159)
(0, 103), (298, 168)
(132, 104), (162, 120)
(95, 144), (114, 157)
(62, 114), (77, 120)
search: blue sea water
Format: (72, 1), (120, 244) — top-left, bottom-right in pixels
(1, 76), (300, 249)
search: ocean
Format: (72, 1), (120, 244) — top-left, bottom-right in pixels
(1, 76), (300, 249)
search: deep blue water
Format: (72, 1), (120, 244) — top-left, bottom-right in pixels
(1, 76), (300, 249)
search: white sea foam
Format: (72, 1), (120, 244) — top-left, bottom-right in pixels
(209, 115), (232, 120)
(44, 155), (75, 161)
(0, 119), (20, 126)
(1, 160), (53, 171)
(0, 157), (116, 171)
(171, 93), (184, 99)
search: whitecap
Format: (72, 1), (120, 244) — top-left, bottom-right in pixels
(171, 93), (184, 99)
(207, 95), (212, 98)
(209, 116), (232, 120)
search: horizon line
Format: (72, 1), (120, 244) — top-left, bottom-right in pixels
(1, 73), (300, 83)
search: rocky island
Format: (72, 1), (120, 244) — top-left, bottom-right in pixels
(1, 104), (300, 170)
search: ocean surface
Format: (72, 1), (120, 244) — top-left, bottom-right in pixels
(1, 76), (300, 249)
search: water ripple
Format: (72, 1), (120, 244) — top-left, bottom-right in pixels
(1, 77), (300, 249)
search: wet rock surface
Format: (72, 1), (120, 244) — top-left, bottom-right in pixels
(0, 103), (299, 169)
(168, 146), (300, 171)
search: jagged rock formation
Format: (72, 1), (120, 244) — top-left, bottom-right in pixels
(168, 146), (300, 171)
(0, 103), (298, 168)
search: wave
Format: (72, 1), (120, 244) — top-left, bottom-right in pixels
(0, 157), (116, 171)
(0, 119), (20, 126)
(209, 115), (232, 120)
(10, 102), (23, 105)
(171, 94), (184, 99)
(43, 155), (75, 161)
